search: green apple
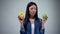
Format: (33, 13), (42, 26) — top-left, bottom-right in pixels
(42, 13), (47, 19)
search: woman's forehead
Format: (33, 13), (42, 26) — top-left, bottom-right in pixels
(29, 5), (36, 8)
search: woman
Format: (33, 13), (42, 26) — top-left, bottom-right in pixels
(18, 2), (48, 34)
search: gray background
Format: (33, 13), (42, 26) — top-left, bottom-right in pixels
(0, 0), (60, 34)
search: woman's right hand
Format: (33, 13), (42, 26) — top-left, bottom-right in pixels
(18, 16), (24, 28)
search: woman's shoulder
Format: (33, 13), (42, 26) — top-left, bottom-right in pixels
(38, 18), (42, 23)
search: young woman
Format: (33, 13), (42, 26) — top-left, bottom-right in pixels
(18, 2), (48, 34)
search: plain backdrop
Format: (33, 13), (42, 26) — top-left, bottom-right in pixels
(0, 0), (60, 34)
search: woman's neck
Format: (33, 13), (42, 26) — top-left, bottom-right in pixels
(29, 17), (35, 24)
(30, 18), (34, 19)
(30, 16), (35, 19)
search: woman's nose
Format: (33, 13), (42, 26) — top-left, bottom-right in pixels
(32, 9), (35, 12)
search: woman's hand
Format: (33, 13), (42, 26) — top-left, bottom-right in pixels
(42, 17), (48, 29)
(18, 16), (24, 28)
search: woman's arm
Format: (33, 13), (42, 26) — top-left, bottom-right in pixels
(40, 17), (48, 34)
(20, 26), (25, 34)
(42, 17), (48, 29)
(18, 16), (25, 34)
(40, 28), (45, 34)
(20, 21), (25, 34)
(39, 18), (45, 34)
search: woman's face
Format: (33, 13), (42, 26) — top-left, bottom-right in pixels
(29, 5), (36, 17)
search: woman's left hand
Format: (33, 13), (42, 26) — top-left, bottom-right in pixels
(42, 17), (48, 29)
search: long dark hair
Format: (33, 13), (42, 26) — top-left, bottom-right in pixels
(23, 2), (41, 29)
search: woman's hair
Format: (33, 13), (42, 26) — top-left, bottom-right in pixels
(23, 2), (41, 29)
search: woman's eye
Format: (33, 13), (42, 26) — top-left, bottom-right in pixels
(31, 8), (33, 10)
(31, 8), (36, 10)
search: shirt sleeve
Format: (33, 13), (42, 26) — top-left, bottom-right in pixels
(39, 18), (45, 34)
(40, 28), (45, 34)
(20, 27), (25, 34)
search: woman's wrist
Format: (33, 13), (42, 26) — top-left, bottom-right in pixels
(21, 23), (24, 28)
(42, 24), (44, 30)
